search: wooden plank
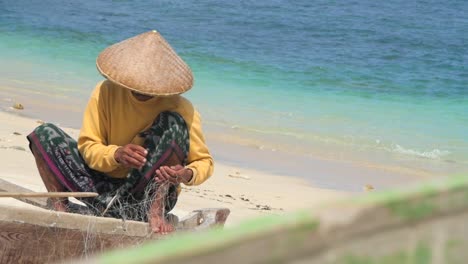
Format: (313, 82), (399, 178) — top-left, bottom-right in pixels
(0, 191), (98, 198)
(0, 221), (144, 264)
(0, 203), (230, 263)
(0, 178), (231, 263)
(0, 203), (151, 263)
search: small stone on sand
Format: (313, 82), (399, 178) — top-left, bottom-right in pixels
(13, 103), (24, 110)
(10, 146), (26, 151)
(228, 173), (250, 180)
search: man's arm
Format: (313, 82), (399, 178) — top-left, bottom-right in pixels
(77, 82), (121, 173)
(155, 110), (214, 186)
(184, 110), (214, 185)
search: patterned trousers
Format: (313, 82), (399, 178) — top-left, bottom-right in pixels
(27, 111), (189, 221)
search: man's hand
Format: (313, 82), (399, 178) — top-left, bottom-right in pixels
(156, 165), (193, 185)
(114, 144), (148, 169)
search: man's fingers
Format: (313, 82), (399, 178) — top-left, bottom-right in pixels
(156, 169), (168, 182)
(125, 156), (144, 169)
(162, 166), (177, 176)
(160, 167), (175, 183)
(116, 144), (148, 168)
(120, 147), (145, 166)
(125, 149), (146, 163)
(155, 165), (185, 184)
(128, 144), (148, 156)
(155, 169), (163, 179)
(170, 165), (184, 170)
(161, 167), (179, 184)
(121, 145), (147, 166)
(167, 166), (189, 183)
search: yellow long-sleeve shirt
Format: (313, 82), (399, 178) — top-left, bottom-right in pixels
(78, 80), (214, 186)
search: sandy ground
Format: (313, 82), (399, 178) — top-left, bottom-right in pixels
(0, 110), (349, 227)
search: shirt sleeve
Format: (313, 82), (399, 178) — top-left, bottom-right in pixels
(184, 110), (214, 186)
(77, 82), (121, 173)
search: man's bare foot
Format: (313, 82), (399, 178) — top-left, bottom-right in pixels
(48, 199), (68, 212)
(147, 183), (174, 234)
(149, 214), (174, 234)
(54, 202), (68, 212)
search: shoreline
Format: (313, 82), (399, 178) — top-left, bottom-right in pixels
(1, 82), (466, 187)
(1, 92), (455, 192)
(0, 110), (349, 226)
(0, 89), (463, 226)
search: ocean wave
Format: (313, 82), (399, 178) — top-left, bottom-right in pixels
(221, 122), (454, 160)
(391, 144), (451, 159)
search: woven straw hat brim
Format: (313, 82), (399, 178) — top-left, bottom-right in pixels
(96, 30), (193, 96)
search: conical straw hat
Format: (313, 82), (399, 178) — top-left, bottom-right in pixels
(96, 30), (193, 96)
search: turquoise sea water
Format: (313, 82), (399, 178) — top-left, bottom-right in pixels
(0, 0), (467, 180)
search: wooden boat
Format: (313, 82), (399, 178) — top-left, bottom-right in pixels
(0, 178), (230, 263)
(84, 174), (468, 264)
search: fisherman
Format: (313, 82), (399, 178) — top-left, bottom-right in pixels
(27, 30), (214, 234)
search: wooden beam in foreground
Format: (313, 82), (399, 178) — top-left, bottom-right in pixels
(82, 174), (468, 264)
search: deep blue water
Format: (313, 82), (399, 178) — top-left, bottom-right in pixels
(0, 0), (467, 174)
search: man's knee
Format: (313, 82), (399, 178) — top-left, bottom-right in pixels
(34, 122), (59, 131)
